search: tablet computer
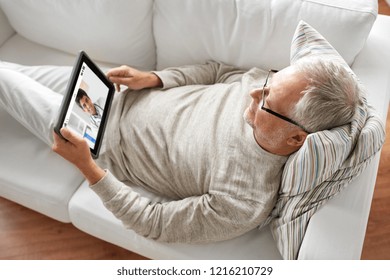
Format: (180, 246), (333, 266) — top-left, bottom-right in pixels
(55, 51), (114, 158)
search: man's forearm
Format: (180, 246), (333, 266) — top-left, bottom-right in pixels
(152, 61), (244, 89)
(90, 173), (261, 244)
(78, 160), (106, 185)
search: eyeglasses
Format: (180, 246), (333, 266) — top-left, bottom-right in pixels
(261, 69), (310, 134)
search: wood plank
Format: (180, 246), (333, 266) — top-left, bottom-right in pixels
(0, 197), (147, 260)
(379, 0), (390, 15)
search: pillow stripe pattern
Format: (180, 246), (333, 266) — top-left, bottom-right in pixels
(290, 21), (349, 69)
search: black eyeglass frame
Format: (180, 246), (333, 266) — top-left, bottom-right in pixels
(261, 69), (310, 134)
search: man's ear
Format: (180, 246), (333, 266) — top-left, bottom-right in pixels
(286, 131), (308, 148)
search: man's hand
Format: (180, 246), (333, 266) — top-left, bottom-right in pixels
(106, 65), (162, 92)
(52, 128), (105, 185)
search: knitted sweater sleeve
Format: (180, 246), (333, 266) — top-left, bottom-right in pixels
(152, 60), (246, 89)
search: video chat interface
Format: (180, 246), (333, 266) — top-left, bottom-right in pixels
(62, 62), (109, 149)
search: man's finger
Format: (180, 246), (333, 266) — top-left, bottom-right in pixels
(106, 66), (130, 78)
(60, 127), (84, 144)
(52, 131), (67, 154)
(108, 76), (131, 85)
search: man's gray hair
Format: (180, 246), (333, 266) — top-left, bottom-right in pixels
(291, 57), (364, 133)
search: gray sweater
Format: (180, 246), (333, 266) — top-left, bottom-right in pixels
(92, 61), (287, 243)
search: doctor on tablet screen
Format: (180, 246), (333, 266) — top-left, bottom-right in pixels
(75, 87), (104, 128)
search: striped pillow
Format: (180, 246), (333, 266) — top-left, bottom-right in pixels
(290, 21), (349, 68)
(267, 21), (385, 259)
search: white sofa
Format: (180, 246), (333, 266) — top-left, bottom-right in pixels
(0, 0), (389, 260)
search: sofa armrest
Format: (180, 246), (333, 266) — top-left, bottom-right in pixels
(298, 157), (381, 259)
(0, 7), (15, 48)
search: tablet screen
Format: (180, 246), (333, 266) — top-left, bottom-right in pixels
(55, 51), (114, 158)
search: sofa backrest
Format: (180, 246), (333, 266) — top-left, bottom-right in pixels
(153, 0), (378, 70)
(0, 6), (14, 47)
(0, 0), (377, 71)
(0, 0), (156, 70)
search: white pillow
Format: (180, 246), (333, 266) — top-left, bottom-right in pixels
(153, 0), (376, 71)
(0, 0), (155, 70)
(268, 21), (385, 260)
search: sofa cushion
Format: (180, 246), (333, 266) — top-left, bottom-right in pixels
(0, 35), (78, 67)
(0, 62), (86, 222)
(0, 108), (84, 222)
(153, 0), (377, 71)
(0, 0), (155, 70)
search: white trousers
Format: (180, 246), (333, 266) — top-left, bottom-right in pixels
(0, 62), (73, 146)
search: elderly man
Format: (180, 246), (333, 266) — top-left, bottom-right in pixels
(1, 59), (361, 243)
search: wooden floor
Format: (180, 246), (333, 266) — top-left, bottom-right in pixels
(0, 196), (147, 260)
(379, 0), (390, 15)
(0, 1), (389, 260)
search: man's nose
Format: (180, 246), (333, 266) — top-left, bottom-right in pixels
(250, 89), (262, 100)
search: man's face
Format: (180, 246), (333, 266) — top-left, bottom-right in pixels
(79, 95), (96, 115)
(244, 65), (308, 154)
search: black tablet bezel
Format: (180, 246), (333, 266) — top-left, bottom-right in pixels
(54, 51), (114, 158)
